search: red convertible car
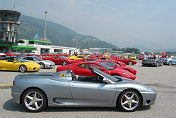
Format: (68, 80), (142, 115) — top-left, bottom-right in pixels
(41, 56), (72, 65)
(111, 56), (137, 65)
(71, 58), (97, 64)
(95, 57), (127, 66)
(56, 61), (136, 80)
(96, 60), (136, 75)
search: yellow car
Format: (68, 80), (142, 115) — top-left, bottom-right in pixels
(0, 56), (40, 72)
(68, 55), (85, 60)
(129, 56), (136, 60)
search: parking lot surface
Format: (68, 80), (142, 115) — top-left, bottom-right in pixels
(0, 61), (176, 118)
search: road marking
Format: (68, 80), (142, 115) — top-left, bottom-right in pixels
(0, 82), (13, 86)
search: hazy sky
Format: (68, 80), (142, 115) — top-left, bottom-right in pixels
(1, 0), (176, 50)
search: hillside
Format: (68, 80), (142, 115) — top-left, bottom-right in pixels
(18, 15), (118, 49)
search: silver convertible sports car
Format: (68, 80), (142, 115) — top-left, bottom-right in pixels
(11, 68), (156, 112)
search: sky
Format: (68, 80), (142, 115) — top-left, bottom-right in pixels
(1, 0), (176, 51)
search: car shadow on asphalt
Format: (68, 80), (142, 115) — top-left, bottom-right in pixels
(3, 99), (151, 113)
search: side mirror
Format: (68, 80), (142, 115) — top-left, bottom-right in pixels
(13, 60), (18, 63)
(100, 67), (105, 71)
(102, 78), (110, 84)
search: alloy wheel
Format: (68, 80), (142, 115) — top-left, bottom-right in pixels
(121, 92), (139, 111)
(24, 91), (43, 111)
(19, 65), (27, 72)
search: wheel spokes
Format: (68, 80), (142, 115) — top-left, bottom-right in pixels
(35, 102), (39, 109)
(26, 95), (33, 100)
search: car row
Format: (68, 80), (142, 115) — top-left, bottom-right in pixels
(56, 61), (136, 80)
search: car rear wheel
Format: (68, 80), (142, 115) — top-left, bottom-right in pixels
(169, 61), (172, 66)
(117, 90), (141, 112)
(22, 89), (47, 112)
(128, 61), (133, 65)
(19, 65), (27, 72)
(62, 61), (68, 66)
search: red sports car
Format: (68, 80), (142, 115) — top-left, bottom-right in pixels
(96, 60), (136, 75)
(111, 56), (137, 65)
(41, 56), (72, 65)
(71, 58), (97, 64)
(97, 57), (127, 66)
(56, 61), (136, 80)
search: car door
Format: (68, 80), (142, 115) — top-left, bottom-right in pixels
(3, 58), (16, 70)
(172, 58), (176, 64)
(70, 76), (117, 106)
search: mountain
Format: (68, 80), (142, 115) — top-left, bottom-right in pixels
(18, 15), (118, 49)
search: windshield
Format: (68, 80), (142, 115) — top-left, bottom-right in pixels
(94, 69), (119, 82)
(98, 62), (114, 70)
(16, 58), (28, 62)
(59, 56), (66, 59)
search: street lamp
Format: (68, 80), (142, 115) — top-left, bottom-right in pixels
(44, 11), (48, 39)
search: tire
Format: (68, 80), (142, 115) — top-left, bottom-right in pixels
(125, 69), (130, 72)
(112, 74), (121, 76)
(161, 62), (163, 66)
(128, 61), (133, 65)
(155, 63), (159, 67)
(62, 61), (68, 66)
(19, 65), (27, 72)
(169, 61), (172, 66)
(142, 64), (145, 66)
(39, 63), (45, 69)
(21, 88), (47, 112)
(117, 90), (141, 112)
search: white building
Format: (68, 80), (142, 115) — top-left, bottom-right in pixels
(17, 39), (76, 55)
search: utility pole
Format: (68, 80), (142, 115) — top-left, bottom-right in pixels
(44, 11), (48, 39)
(13, 0), (16, 10)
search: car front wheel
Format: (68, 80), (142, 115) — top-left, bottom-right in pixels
(19, 65), (27, 72)
(169, 61), (172, 66)
(62, 61), (68, 65)
(128, 61), (133, 65)
(39, 63), (45, 69)
(22, 89), (47, 112)
(117, 90), (141, 112)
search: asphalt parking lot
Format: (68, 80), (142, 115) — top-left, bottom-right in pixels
(0, 60), (176, 118)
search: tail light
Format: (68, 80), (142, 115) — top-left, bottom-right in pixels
(13, 80), (14, 87)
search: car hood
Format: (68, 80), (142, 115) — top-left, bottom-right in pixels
(114, 76), (153, 92)
(22, 61), (40, 67)
(43, 60), (55, 64)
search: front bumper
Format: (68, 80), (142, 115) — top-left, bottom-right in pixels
(142, 62), (157, 66)
(27, 66), (40, 71)
(141, 90), (157, 106)
(45, 63), (55, 68)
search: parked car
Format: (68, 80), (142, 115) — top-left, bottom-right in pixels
(96, 57), (127, 66)
(129, 56), (136, 60)
(41, 56), (72, 65)
(96, 60), (137, 75)
(162, 57), (176, 66)
(68, 55), (85, 60)
(70, 58), (97, 64)
(12, 68), (156, 112)
(142, 57), (163, 67)
(22, 56), (55, 69)
(111, 56), (137, 65)
(57, 61), (136, 80)
(0, 56), (40, 72)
